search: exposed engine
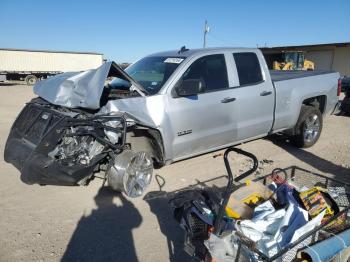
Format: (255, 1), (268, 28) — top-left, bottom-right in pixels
(44, 110), (153, 197)
(49, 129), (105, 166)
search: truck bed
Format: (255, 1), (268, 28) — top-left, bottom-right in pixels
(270, 70), (335, 82)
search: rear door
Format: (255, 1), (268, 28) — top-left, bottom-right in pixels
(229, 52), (275, 140)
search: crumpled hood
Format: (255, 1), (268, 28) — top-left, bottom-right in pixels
(34, 62), (112, 109)
(33, 61), (146, 110)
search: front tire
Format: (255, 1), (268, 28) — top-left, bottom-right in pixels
(292, 105), (323, 148)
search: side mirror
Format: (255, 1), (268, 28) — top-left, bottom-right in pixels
(175, 79), (205, 97)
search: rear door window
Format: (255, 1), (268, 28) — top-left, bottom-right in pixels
(233, 52), (263, 86)
(181, 54), (229, 92)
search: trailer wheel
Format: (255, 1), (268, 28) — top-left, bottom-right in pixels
(25, 75), (38, 85)
(292, 105), (323, 148)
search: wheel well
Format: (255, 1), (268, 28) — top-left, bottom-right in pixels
(126, 126), (165, 168)
(284, 96), (326, 136)
(302, 95), (326, 114)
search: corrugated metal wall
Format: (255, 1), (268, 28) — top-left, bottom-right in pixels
(0, 50), (103, 72)
(332, 47), (350, 76)
(305, 50), (334, 71)
(262, 45), (350, 76)
(304, 46), (350, 76)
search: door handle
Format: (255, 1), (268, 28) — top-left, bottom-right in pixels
(221, 97), (236, 103)
(260, 91), (272, 96)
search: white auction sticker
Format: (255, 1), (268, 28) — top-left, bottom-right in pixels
(164, 58), (184, 64)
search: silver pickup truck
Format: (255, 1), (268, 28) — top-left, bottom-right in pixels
(4, 48), (341, 197)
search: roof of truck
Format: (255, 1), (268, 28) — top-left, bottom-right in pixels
(148, 47), (258, 58)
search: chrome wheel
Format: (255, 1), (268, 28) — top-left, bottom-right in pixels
(107, 150), (153, 198)
(303, 113), (320, 143)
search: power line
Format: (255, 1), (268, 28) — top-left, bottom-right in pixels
(202, 20), (236, 47)
(207, 33), (235, 46)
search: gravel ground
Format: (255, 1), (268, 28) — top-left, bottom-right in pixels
(0, 83), (349, 262)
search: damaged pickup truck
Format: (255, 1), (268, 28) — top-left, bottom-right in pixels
(4, 48), (341, 197)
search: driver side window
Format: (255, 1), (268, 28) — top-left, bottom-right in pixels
(180, 54), (229, 92)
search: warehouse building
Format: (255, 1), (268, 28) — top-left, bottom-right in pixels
(261, 42), (350, 76)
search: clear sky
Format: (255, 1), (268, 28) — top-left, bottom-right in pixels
(1, 0), (349, 63)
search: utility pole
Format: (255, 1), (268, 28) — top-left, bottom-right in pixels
(203, 20), (209, 48)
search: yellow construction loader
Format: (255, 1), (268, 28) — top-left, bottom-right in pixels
(273, 51), (315, 70)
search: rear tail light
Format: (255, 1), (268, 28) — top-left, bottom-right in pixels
(337, 78), (342, 96)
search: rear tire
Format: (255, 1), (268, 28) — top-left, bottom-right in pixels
(292, 105), (323, 148)
(25, 75), (37, 85)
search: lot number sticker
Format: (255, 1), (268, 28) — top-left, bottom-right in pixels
(164, 58), (184, 64)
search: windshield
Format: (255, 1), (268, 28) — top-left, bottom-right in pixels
(109, 56), (184, 95)
(284, 52), (298, 64)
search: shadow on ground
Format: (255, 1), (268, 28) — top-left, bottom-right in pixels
(62, 187), (142, 262)
(0, 81), (27, 86)
(143, 175), (191, 262)
(267, 134), (350, 182)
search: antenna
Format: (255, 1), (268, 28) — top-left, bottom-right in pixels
(178, 46), (189, 54)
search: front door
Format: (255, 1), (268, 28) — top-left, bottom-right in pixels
(166, 54), (238, 159)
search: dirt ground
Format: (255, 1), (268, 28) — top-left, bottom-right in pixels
(0, 83), (349, 262)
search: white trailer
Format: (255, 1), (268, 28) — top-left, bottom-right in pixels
(0, 48), (104, 85)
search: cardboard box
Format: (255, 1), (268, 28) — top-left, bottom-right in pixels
(226, 181), (274, 219)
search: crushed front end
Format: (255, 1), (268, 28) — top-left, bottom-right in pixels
(4, 98), (153, 197)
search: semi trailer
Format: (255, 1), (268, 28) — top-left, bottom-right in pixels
(0, 48), (104, 85)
